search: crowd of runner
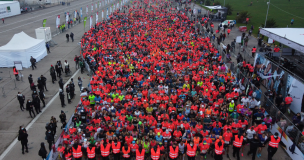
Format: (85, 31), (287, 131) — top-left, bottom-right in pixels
(54, 0), (282, 160)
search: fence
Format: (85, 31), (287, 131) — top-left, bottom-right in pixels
(0, 78), (17, 97)
(232, 65), (304, 158)
(46, 113), (74, 160)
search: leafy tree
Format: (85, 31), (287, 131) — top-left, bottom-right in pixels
(225, 4), (233, 15)
(236, 11), (251, 23)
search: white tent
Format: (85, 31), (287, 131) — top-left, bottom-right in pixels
(0, 32), (47, 68)
(260, 28), (304, 53)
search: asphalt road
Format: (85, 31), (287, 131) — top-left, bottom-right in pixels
(0, 0), (291, 160)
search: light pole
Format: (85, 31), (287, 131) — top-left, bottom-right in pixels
(264, 0), (270, 27)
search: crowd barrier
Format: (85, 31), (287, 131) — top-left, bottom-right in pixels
(46, 114), (74, 160)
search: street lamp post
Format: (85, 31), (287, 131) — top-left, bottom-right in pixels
(264, 0), (270, 27)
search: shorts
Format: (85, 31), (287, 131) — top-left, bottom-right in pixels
(200, 153), (207, 156)
(224, 143), (230, 147)
(179, 151), (185, 156)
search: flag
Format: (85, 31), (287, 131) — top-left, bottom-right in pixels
(83, 16), (87, 28)
(90, 15), (93, 28)
(80, 7), (83, 17)
(99, 1), (101, 8)
(74, 11), (77, 21)
(96, 12), (98, 23)
(56, 15), (60, 28)
(107, 8), (108, 18)
(102, 10), (104, 19)
(86, 5), (88, 14)
(91, 4), (93, 12)
(66, 12), (69, 24)
(42, 19), (47, 27)
(95, 2), (97, 9)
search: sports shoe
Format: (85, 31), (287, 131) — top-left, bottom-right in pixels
(205, 155), (206, 159)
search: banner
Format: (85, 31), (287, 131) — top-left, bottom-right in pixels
(42, 19), (47, 27)
(66, 12), (69, 24)
(99, 1), (101, 8)
(80, 7), (82, 17)
(96, 12), (98, 23)
(95, 2), (97, 9)
(56, 15), (60, 28)
(254, 53), (286, 91)
(102, 10), (104, 20)
(286, 75), (304, 113)
(83, 16), (87, 28)
(110, 6), (112, 13)
(91, 4), (93, 12)
(74, 11), (77, 21)
(90, 15), (93, 28)
(117, 3), (119, 10)
(86, 5), (88, 14)
(107, 8), (108, 18)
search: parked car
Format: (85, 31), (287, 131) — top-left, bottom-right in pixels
(220, 20), (236, 28)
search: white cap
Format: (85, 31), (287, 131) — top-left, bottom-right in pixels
(231, 100), (234, 103)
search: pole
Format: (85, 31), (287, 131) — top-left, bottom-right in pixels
(264, 0), (270, 27)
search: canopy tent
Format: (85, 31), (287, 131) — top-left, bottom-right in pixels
(260, 28), (304, 53)
(0, 32), (47, 68)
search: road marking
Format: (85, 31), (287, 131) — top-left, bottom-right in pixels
(0, 69), (80, 160)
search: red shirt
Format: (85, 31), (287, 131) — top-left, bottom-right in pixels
(223, 132), (233, 142)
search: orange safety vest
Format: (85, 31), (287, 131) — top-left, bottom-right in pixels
(122, 146), (130, 158)
(87, 147), (95, 158)
(193, 137), (200, 145)
(13, 68), (18, 75)
(269, 136), (281, 148)
(136, 149), (145, 160)
(186, 144), (197, 157)
(65, 152), (72, 160)
(233, 135), (243, 148)
(169, 146), (179, 159)
(151, 147), (160, 160)
(252, 48), (256, 53)
(72, 146), (83, 158)
(57, 147), (65, 153)
(100, 144), (111, 157)
(112, 141), (121, 154)
(215, 143), (224, 155)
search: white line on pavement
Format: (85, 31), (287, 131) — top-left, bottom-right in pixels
(0, 69), (80, 160)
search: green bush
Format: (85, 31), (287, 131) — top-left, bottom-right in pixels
(264, 18), (278, 28)
(225, 4), (233, 15)
(236, 11), (251, 23)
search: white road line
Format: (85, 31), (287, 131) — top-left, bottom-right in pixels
(0, 69), (80, 160)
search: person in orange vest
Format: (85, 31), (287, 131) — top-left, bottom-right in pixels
(112, 139), (121, 160)
(122, 143), (131, 160)
(169, 142), (179, 160)
(186, 141), (197, 160)
(214, 141), (224, 160)
(57, 144), (65, 159)
(87, 144), (97, 160)
(285, 94), (293, 114)
(232, 134), (243, 160)
(136, 145), (145, 160)
(64, 147), (73, 160)
(13, 66), (20, 81)
(72, 143), (83, 160)
(151, 145), (161, 160)
(100, 140), (111, 160)
(252, 46), (257, 57)
(264, 132), (281, 160)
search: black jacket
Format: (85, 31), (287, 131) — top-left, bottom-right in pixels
(45, 131), (54, 143)
(19, 132), (28, 144)
(38, 143), (47, 158)
(249, 138), (261, 149)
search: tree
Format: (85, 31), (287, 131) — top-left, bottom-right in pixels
(225, 4), (233, 15)
(264, 18), (278, 28)
(236, 11), (251, 23)
(205, 0), (211, 6)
